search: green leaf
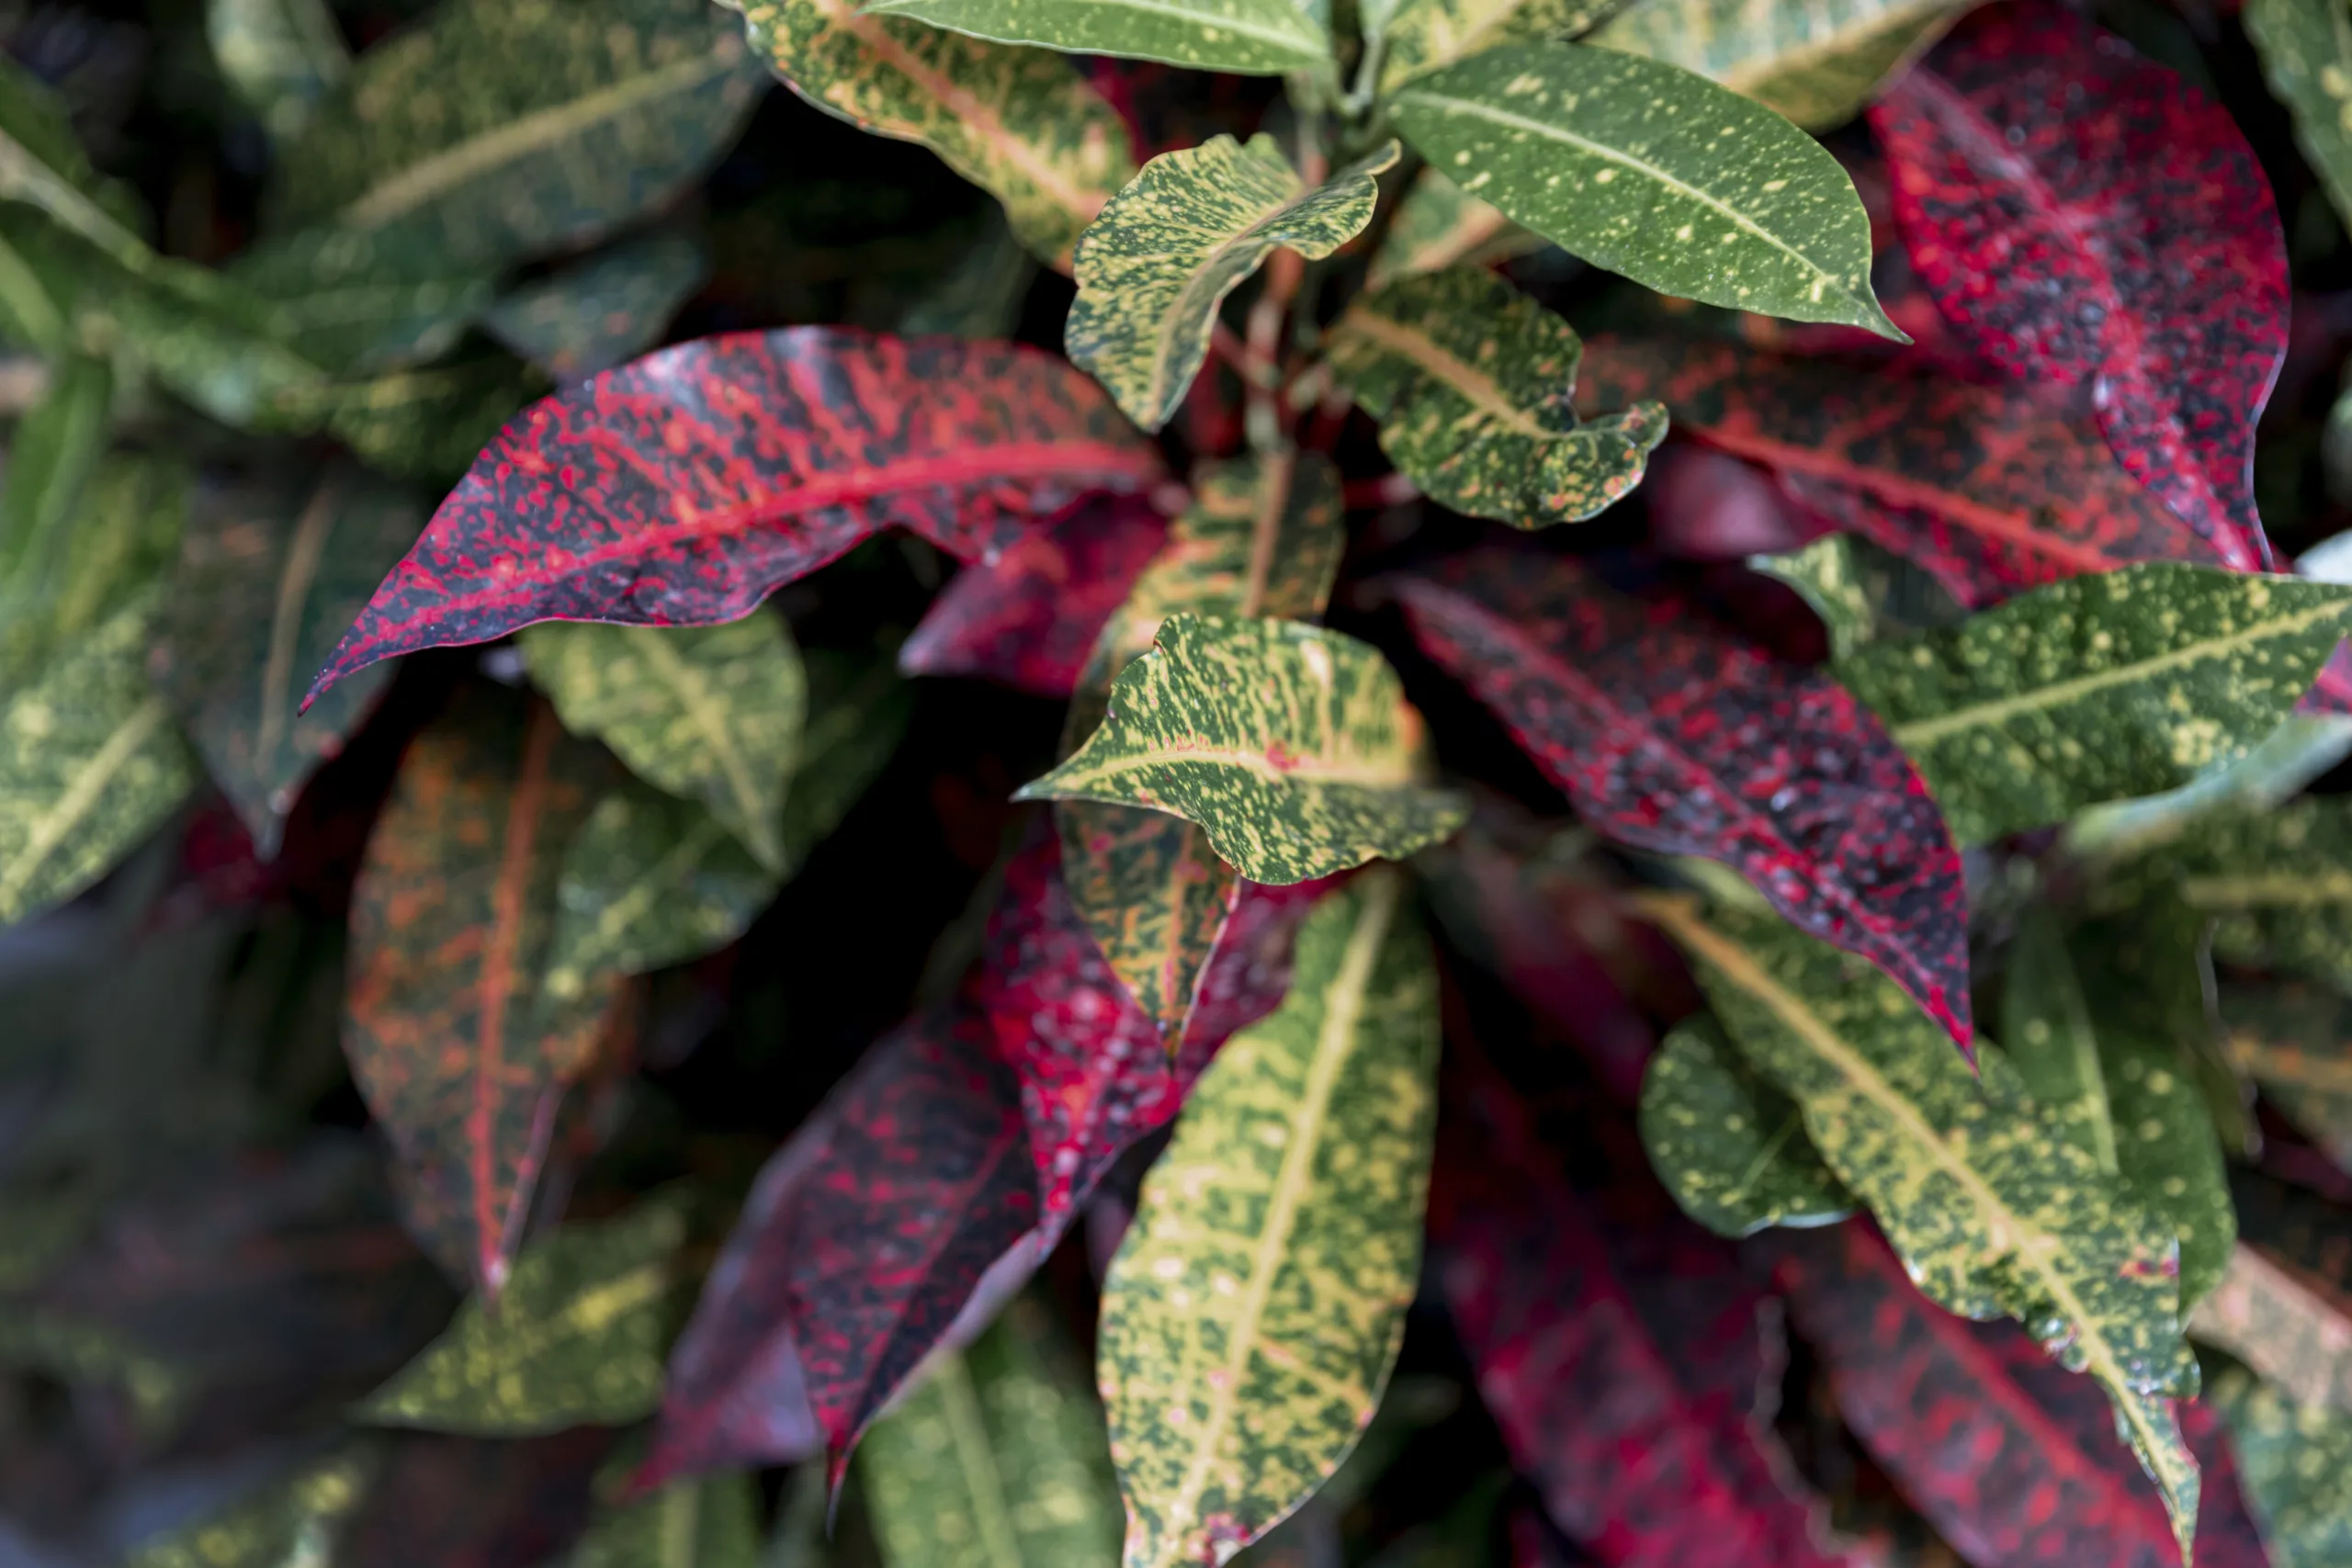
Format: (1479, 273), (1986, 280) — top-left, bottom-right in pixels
(151, 460), (425, 855)
(568, 1473), (763, 1568)
(1388, 42), (1898, 336)
(0, 452), (183, 703)
(521, 615), (806, 874)
(227, 226), (498, 376)
(207, 0), (350, 143)
(254, 351), (545, 480)
(1639, 893), (2203, 1562)
(2132, 799), (2352, 987)
(482, 231), (709, 379)
(1327, 265), (1666, 528)
(1100, 868), (1439, 1568)
(1057, 453), (1344, 1040)
(729, 0), (1136, 267)
(861, 0), (1332, 76)
(121, 1447), (379, 1568)
(0, 352), (110, 596)
(0, 589), (198, 929)
(2247, 0), (2352, 238)
(1833, 564), (2352, 844)
(1374, 0), (1613, 92)
(1639, 1013), (1852, 1237)
(1589, 0), (1962, 129)
(268, 0), (767, 273)
(356, 1201), (683, 1436)
(1017, 613), (1469, 885)
(1363, 167), (1541, 289)
(779, 645), (913, 867)
(0, 214), (74, 355)
(1066, 135), (1396, 431)
(895, 209), (1036, 339)
(2067, 715), (2352, 863)
(2208, 1361), (2352, 1567)
(2220, 977), (2352, 1178)
(0, 56), (148, 248)
(1746, 532), (1966, 661)
(859, 1293), (1124, 1568)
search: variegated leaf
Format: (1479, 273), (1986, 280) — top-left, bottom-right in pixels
(1066, 135), (1396, 431)
(0, 589), (198, 929)
(1059, 454), (1344, 1041)
(1328, 265), (1666, 528)
(1017, 614), (1468, 885)
(0, 355), (112, 660)
(2219, 977), (2352, 1177)
(2130, 799), (2352, 989)
(357, 1202), (684, 1436)
(1388, 43), (1899, 336)
(567, 1472), (762, 1568)
(1100, 869), (1439, 1568)
(520, 615), (806, 873)
(730, 0), (1135, 266)
(4, 445), (181, 697)
(1374, 0), (1614, 92)
(1639, 1013), (1852, 1237)
(2067, 715), (2352, 863)
(121, 1447), (379, 1568)
(227, 227), (496, 378)
(1638, 894), (2203, 1561)
(254, 351), (545, 482)
(1363, 167), (1542, 288)
(1835, 565), (2352, 843)
(2191, 1242), (2352, 1420)
(481, 231), (708, 381)
(2207, 1362), (2352, 1567)
(863, 0), (1331, 75)
(207, 0), (348, 142)
(858, 1293), (1123, 1568)
(1747, 532), (1966, 660)
(1590, 0), (1964, 129)
(2248, 0), (2352, 237)
(268, 0), (767, 272)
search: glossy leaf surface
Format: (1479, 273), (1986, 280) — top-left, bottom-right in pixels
(1834, 564), (2352, 843)
(863, 0), (1330, 74)
(1101, 869), (1438, 1568)
(1374, 0), (1612, 92)
(1363, 168), (1541, 288)
(1640, 1015), (1851, 1236)
(1870, 3), (2288, 564)
(1643, 896), (2201, 1559)
(730, 0), (1135, 265)
(207, 0), (348, 141)
(270, 0), (766, 271)
(1591, 0), (1960, 128)
(343, 688), (617, 1293)
(1389, 43), (1896, 335)
(1017, 613), (1469, 886)
(1066, 134), (1394, 431)
(152, 460), (424, 855)
(520, 615), (806, 873)
(2248, 0), (2352, 236)
(482, 231), (710, 381)
(307, 328), (1161, 704)
(357, 1202), (683, 1436)
(1390, 552), (1971, 1047)
(1327, 265), (1667, 528)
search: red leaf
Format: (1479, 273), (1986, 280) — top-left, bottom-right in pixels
(1578, 334), (2230, 608)
(899, 492), (1167, 697)
(307, 329), (1163, 705)
(1430, 1052), (1861, 1568)
(1391, 551), (1973, 1051)
(1765, 1222), (2271, 1568)
(1869, 1), (2287, 568)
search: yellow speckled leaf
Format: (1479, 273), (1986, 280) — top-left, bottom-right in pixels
(2219, 976), (2352, 1178)
(1363, 167), (1541, 288)
(864, 0), (1332, 76)
(1638, 1012), (1852, 1237)
(1018, 613), (1468, 885)
(1099, 868), (1440, 1568)
(730, 0), (1134, 267)
(1375, 0), (1616, 92)
(2207, 1362), (2352, 1567)
(1589, 0), (1963, 128)
(122, 1446), (379, 1568)
(356, 1201), (684, 1437)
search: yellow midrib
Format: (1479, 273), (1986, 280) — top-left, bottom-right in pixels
(0, 694), (173, 910)
(256, 474), (345, 768)
(637, 631), (780, 867)
(2181, 868), (2352, 909)
(1046, 742), (1413, 793)
(1336, 306), (1556, 439)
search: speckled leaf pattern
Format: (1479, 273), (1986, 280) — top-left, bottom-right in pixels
(1389, 552), (1972, 1048)
(358, 1202), (683, 1436)
(567, 1472), (762, 1568)
(1057, 455), (1343, 1040)
(1374, 0), (1612, 89)
(207, 0), (347, 142)
(2132, 800), (2352, 989)
(858, 1294), (1123, 1568)
(1747, 532), (1968, 660)
(1869, 3), (2288, 567)
(1066, 135), (1394, 431)
(151, 460), (425, 856)
(306, 329), (1161, 704)
(2248, 0), (2352, 237)
(729, 0), (1135, 265)
(2218, 977), (2352, 1173)
(343, 687), (619, 1295)
(2000, 906), (2125, 1173)
(1363, 168), (1542, 288)
(1575, 333), (2230, 610)
(2069, 714), (2352, 863)
(1640, 896), (2202, 1562)
(1389, 43), (1897, 335)
(1099, 869), (1439, 1568)
(1018, 614), (1468, 885)
(2191, 1241), (2352, 1419)
(1328, 266), (1667, 528)
(2206, 1365), (2352, 1568)
(1640, 1015), (1852, 1237)
(121, 1447), (379, 1568)
(254, 352), (545, 483)
(1833, 564), (2352, 843)
(1591, 0), (1962, 128)
(482, 231), (710, 381)
(0, 589), (198, 929)
(227, 220), (497, 377)
(1767, 1222), (2271, 1568)
(2, 446), (182, 697)
(521, 615), (805, 873)
(863, 0), (1329, 74)
(269, 0), (766, 272)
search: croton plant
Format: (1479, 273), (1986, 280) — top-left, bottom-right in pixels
(17, 0), (2352, 1560)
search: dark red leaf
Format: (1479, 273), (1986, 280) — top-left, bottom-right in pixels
(1578, 334), (2229, 609)
(1763, 1221), (2271, 1568)
(1869, 0), (2287, 567)
(1390, 551), (1973, 1051)
(2297, 641), (2352, 716)
(898, 492), (1167, 697)
(1430, 1051), (1862, 1568)
(306, 329), (1163, 705)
